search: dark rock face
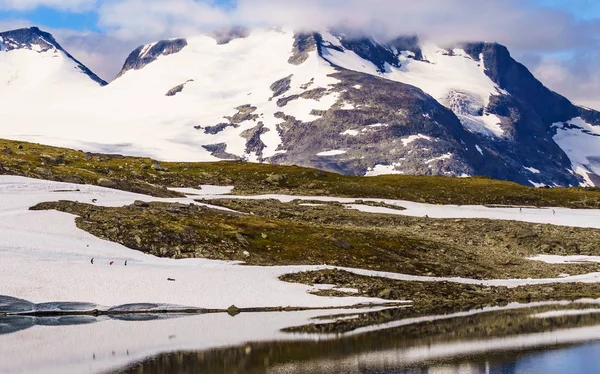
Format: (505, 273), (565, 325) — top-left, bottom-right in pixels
(117, 38), (188, 77)
(166, 79), (193, 96)
(203, 123), (235, 135)
(180, 30), (598, 185)
(241, 123), (268, 157)
(579, 107), (600, 126)
(389, 36), (423, 61)
(202, 143), (241, 160)
(0, 27), (56, 52)
(462, 42), (578, 126)
(336, 37), (400, 72)
(209, 27), (250, 45)
(455, 41), (597, 185)
(288, 33), (318, 65)
(270, 75), (292, 98)
(287, 33), (599, 185)
(0, 27), (107, 86)
(269, 69), (481, 177)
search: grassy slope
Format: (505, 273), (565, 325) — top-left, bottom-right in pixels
(6, 137), (600, 323)
(31, 198), (600, 281)
(2, 138), (600, 207)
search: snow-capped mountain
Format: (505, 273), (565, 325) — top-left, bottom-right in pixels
(1, 26), (599, 187)
(0, 27), (106, 94)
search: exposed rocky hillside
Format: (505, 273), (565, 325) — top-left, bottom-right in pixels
(1, 26), (600, 187)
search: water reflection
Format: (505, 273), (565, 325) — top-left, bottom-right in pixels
(3, 301), (600, 374)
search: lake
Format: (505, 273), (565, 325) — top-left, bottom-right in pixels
(3, 301), (600, 373)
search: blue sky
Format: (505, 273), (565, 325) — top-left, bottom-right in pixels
(0, 0), (598, 108)
(0, 7), (100, 31)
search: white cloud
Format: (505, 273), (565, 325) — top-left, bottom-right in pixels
(97, 0), (231, 40)
(92, 0), (600, 53)
(54, 29), (136, 81)
(1, 0), (600, 106)
(529, 54), (600, 111)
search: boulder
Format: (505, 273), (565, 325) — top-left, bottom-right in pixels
(330, 237), (353, 250)
(265, 174), (287, 185)
(97, 178), (118, 188)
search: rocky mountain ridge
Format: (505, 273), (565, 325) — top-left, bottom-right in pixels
(0, 27), (106, 86)
(1, 26), (599, 187)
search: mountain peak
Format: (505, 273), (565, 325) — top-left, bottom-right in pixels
(116, 38), (188, 78)
(0, 27), (59, 52)
(0, 26), (107, 86)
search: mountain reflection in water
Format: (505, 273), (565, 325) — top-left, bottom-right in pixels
(3, 301), (600, 373)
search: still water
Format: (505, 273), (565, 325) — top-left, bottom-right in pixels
(3, 301), (600, 373)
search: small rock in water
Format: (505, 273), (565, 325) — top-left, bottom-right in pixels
(227, 305), (241, 316)
(167, 278), (176, 282)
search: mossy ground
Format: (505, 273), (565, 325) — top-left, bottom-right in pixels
(31, 198), (600, 280)
(2, 138), (600, 207)
(281, 269), (600, 332)
(7, 137), (600, 320)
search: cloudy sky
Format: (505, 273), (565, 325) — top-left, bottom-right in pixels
(1, 0), (599, 109)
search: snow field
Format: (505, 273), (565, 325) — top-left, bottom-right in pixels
(0, 176), (389, 308)
(0, 29), (341, 162)
(4, 176), (600, 310)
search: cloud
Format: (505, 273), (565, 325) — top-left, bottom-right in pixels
(97, 0), (231, 41)
(525, 52), (600, 110)
(54, 29), (136, 81)
(1, 0), (599, 108)
(93, 0), (600, 53)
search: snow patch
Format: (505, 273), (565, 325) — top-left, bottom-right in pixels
(317, 149), (347, 156)
(553, 117), (600, 187)
(532, 309), (600, 319)
(169, 185), (234, 196)
(402, 134), (432, 146)
(365, 164), (405, 176)
(340, 129), (360, 136)
(528, 180), (547, 188)
(529, 255), (600, 264)
(425, 153), (452, 164)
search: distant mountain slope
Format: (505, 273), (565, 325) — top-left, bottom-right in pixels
(0, 27), (107, 93)
(1, 26), (599, 187)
